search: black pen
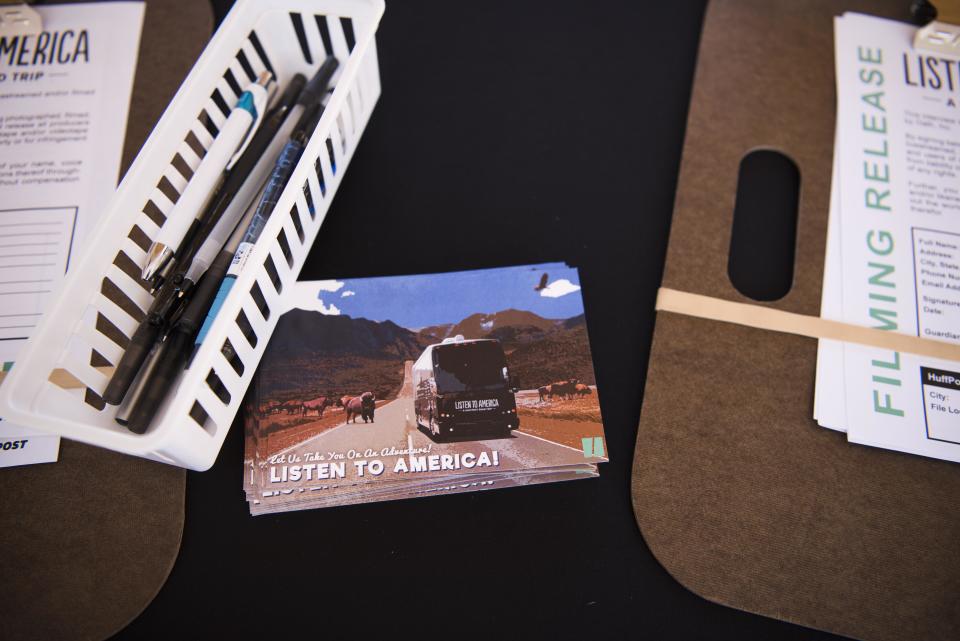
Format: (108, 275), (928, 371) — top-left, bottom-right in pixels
(123, 201), (257, 434)
(113, 180), (268, 426)
(198, 56), (339, 357)
(102, 74), (307, 406)
(123, 59), (339, 432)
(152, 73), (308, 293)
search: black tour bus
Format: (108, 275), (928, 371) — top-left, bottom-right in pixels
(412, 336), (519, 439)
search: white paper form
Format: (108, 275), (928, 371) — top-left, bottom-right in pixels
(814, 150), (848, 432)
(833, 13), (960, 461)
(0, 2), (144, 466)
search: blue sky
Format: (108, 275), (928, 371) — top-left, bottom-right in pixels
(303, 262), (584, 329)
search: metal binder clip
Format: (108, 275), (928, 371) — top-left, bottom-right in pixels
(0, 2), (42, 37)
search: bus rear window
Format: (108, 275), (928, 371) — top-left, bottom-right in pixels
(434, 342), (506, 393)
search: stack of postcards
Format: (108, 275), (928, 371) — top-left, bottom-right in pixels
(243, 262), (608, 514)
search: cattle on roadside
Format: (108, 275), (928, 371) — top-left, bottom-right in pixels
(345, 392), (376, 424)
(277, 401), (302, 415)
(538, 385), (551, 402)
(360, 391), (375, 422)
(302, 396), (334, 417)
(574, 383), (592, 396)
(260, 400), (281, 416)
(549, 379), (579, 399)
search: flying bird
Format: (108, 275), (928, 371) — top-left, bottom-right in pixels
(534, 273), (549, 291)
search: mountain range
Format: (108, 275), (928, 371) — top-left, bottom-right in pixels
(418, 309), (561, 342)
(256, 308), (595, 402)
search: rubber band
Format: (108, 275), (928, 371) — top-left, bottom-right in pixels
(656, 287), (960, 362)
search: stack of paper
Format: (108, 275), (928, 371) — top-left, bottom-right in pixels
(243, 263), (608, 514)
(0, 2), (144, 466)
(816, 13), (960, 461)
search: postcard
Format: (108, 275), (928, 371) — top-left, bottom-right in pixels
(244, 262), (606, 513)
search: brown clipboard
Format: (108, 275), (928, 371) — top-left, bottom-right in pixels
(631, 1), (960, 640)
(0, 2), (212, 640)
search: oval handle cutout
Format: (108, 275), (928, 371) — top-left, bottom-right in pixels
(727, 149), (800, 301)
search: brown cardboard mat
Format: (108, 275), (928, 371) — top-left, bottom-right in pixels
(631, 1), (960, 640)
(0, 1), (212, 639)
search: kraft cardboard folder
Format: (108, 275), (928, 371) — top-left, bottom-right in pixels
(632, 1), (960, 640)
(0, 2), (212, 640)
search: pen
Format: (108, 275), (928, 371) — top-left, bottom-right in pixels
(113, 340), (162, 426)
(103, 74), (305, 406)
(124, 202), (258, 434)
(197, 56), (339, 348)
(141, 71), (275, 282)
(157, 73), (307, 293)
(122, 58), (338, 432)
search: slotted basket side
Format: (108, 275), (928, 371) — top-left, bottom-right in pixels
(0, 0), (384, 470)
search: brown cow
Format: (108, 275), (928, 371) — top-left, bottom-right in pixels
(302, 396), (334, 417)
(361, 392), (375, 422)
(538, 385), (550, 402)
(260, 400), (281, 416)
(549, 379), (579, 399)
(277, 401), (301, 415)
(574, 383), (592, 396)
(345, 392), (376, 424)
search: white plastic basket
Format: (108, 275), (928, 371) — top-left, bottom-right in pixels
(0, 0), (384, 470)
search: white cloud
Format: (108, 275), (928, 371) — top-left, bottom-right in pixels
(315, 280), (345, 293)
(539, 278), (581, 298)
(341, 290), (355, 298)
(318, 300), (341, 315)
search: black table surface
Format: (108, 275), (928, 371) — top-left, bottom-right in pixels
(116, 2), (844, 639)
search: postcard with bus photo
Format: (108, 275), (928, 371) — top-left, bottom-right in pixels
(243, 262), (607, 513)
